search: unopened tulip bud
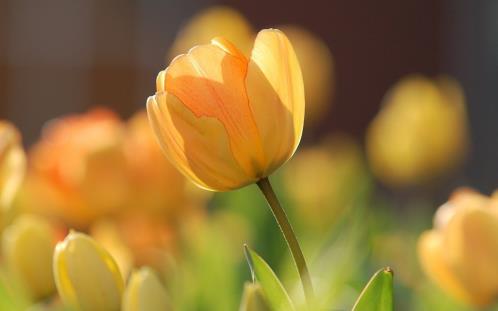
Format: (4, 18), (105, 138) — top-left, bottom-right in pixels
(2, 214), (56, 300)
(122, 267), (170, 311)
(53, 231), (124, 311)
(148, 28), (304, 192)
(366, 75), (468, 187)
(418, 188), (498, 307)
(239, 282), (270, 311)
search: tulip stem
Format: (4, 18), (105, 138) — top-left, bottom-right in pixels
(257, 177), (314, 305)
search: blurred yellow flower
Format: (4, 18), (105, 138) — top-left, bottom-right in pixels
(279, 25), (335, 125)
(283, 134), (367, 232)
(148, 29), (305, 191)
(0, 121), (26, 214)
(53, 231), (124, 311)
(418, 188), (498, 307)
(2, 214), (56, 300)
(366, 75), (468, 187)
(239, 282), (270, 311)
(122, 267), (170, 311)
(26, 108), (129, 228)
(168, 6), (254, 59)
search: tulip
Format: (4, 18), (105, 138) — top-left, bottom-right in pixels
(27, 108), (129, 228)
(122, 267), (170, 311)
(239, 282), (270, 311)
(418, 188), (498, 307)
(366, 75), (468, 187)
(53, 231), (124, 311)
(0, 121), (26, 212)
(148, 28), (304, 192)
(148, 28), (314, 303)
(2, 214), (56, 300)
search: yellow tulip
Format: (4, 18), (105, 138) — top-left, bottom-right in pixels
(366, 75), (468, 187)
(0, 121), (26, 212)
(2, 214), (56, 300)
(53, 231), (124, 311)
(239, 282), (270, 311)
(168, 6), (254, 60)
(148, 29), (305, 191)
(122, 267), (170, 311)
(418, 188), (498, 307)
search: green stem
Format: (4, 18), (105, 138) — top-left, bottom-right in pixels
(256, 177), (314, 305)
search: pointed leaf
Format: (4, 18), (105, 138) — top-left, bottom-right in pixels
(352, 267), (393, 311)
(244, 245), (296, 311)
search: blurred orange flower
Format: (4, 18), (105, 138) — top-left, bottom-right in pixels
(148, 29), (304, 191)
(25, 108), (129, 228)
(418, 188), (498, 307)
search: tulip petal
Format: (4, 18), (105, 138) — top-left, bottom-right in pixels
(417, 231), (473, 305)
(161, 41), (266, 178)
(147, 94), (253, 191)
(445, 207), (498, 305)
(53, 232), (124, 311)
(246, 29), (305, 174)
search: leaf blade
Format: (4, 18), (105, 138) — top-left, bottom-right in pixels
(352, 267), (394, 311)
(244, 245), (296, 311)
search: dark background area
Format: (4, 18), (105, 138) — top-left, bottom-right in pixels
(0, 0), (496, 192)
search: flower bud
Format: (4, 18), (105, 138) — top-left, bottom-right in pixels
(239, 282), (270, 311)
(148, 29), (304, 191)
(122, 267), (170, 311)
(418, 188), (498, 307)
(2, 214), (56, 300)
(366, 75), (468, 187)
(53, 231), (124, 311)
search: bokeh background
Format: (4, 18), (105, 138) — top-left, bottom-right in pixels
(0, 0), (496, 192)
(0, 1), (498, 310)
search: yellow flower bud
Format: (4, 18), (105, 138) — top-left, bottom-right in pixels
(366, 75), (468, 187)
(2, 214), (56, 300)
(0, 121), (26, 211)
(239, 282), (270, 311)
(418, 188), (498, 307)
(148, 28), (305, 191)
(122, 267), (170, 311)
(53, 231), (124, 311)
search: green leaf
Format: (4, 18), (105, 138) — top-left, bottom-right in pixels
(352, 267), (393, 311)
(244, 245), (296, 311)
